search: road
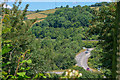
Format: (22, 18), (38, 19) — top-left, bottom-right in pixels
(46, 48), (94, 74)
(75, 48), (94, 71)
(45, 71), (64, 75)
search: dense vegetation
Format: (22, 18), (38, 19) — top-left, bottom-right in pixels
(32, 4), (98, 39)
(30, 4), (99, 76)
(90, 2), (111, 7)
(88, 2), (120, 79)
(2, 1), (119, 79)
(30, 4), (100, 74)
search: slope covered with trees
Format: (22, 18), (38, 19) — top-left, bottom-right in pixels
(30, 5), (98, 74)
(2, 1), (118, 79)
(1, 1), (95, 79)
(30, 5), (95, 75)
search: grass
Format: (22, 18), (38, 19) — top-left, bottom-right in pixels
(39, 9), (58, 14)
(26, 9), (58, 19)
(26, 13), (47, 19)
(26, 9), (58, 25)
(36, 19), (45, 22)
(90, 7), (100, 11)
(26, 11), (36, 15)
(32, 19), (45, 25)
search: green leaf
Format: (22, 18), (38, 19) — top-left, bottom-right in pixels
(39, 73), (44, 76)
(3, 40), (12, 43)
(26, 59), (32, 64)
(34, 74), (39, 78)
(17, 72), (26, 77)
(47, 73), (51, 78)
(7, 44), (12, 47)
(2, 46), (11, 55)
(24, 75), (31, 78)
(43, 76), (47, 78)
(7, 62), (11, 65)
(2, 27), (12, 34)
(20, 67), (25, 70)
(26, 67), (30, 70)
(21, 60), (27, 63)
(38, 73), (47, 78)
(11, 76), (17, 79)
(6, 75), (13, 79)
(2, 62), (11, 67)
(2, 63), (7, 67)
(2, 71), (8, 75)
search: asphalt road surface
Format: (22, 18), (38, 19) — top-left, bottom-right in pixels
(45, 71), (64, 75)
(75, 48), (94, 71)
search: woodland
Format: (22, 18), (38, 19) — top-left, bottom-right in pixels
(1, 1), (120, 79)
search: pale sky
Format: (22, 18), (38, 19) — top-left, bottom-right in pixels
(1, 0), (113, 2)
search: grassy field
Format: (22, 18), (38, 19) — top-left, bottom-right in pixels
(26, 13), (47, 19)
(26, 11), (36, 15)
(90, 7), (100, 11)
(39, 9), (58, 14)
(26, 9), (58, 23)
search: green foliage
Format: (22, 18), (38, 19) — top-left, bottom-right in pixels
(90, 2), (110, 7)
(82, 40), (98, 48)
(89, 3), (116, 78)
(33, 5), (94, 29)
(2, 1), (114, 79)
(88, 46), (103, 68)
(29, 25), (84, 74)
(32, 5), (98, 40)
(2, 1), (37, 79)
(88, 46), (112, 77)
(28, 36), (81, 75)
(29, 3), (101, 76)
(17, 72), (26, 77)
(33, 73), (47, 79)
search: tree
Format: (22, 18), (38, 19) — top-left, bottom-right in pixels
(89, 3), (115, 78)
(66, 5), (69, 8)
(89, 2), (120, 79)
(2, 1), (36, 79)
(60, 6), (63, 8)
(114, 1), (120, 79)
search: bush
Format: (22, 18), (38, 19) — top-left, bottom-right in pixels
(82, 41), (98, 48)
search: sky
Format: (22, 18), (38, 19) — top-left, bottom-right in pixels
(1, 0), (112, 2)
(1, 0), (113, 10)
(6, 2), (99, 10)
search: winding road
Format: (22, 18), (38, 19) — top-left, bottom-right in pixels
(75, 48), (94, 71)
(46, 48), (94, 74)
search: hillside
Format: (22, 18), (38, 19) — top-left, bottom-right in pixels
(39, 9), (58, 14)
(90, 7), (99, 11)
(2, 1), (116, 79)
(26, 9), (58, 23)
(26, 13), (47, 19)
